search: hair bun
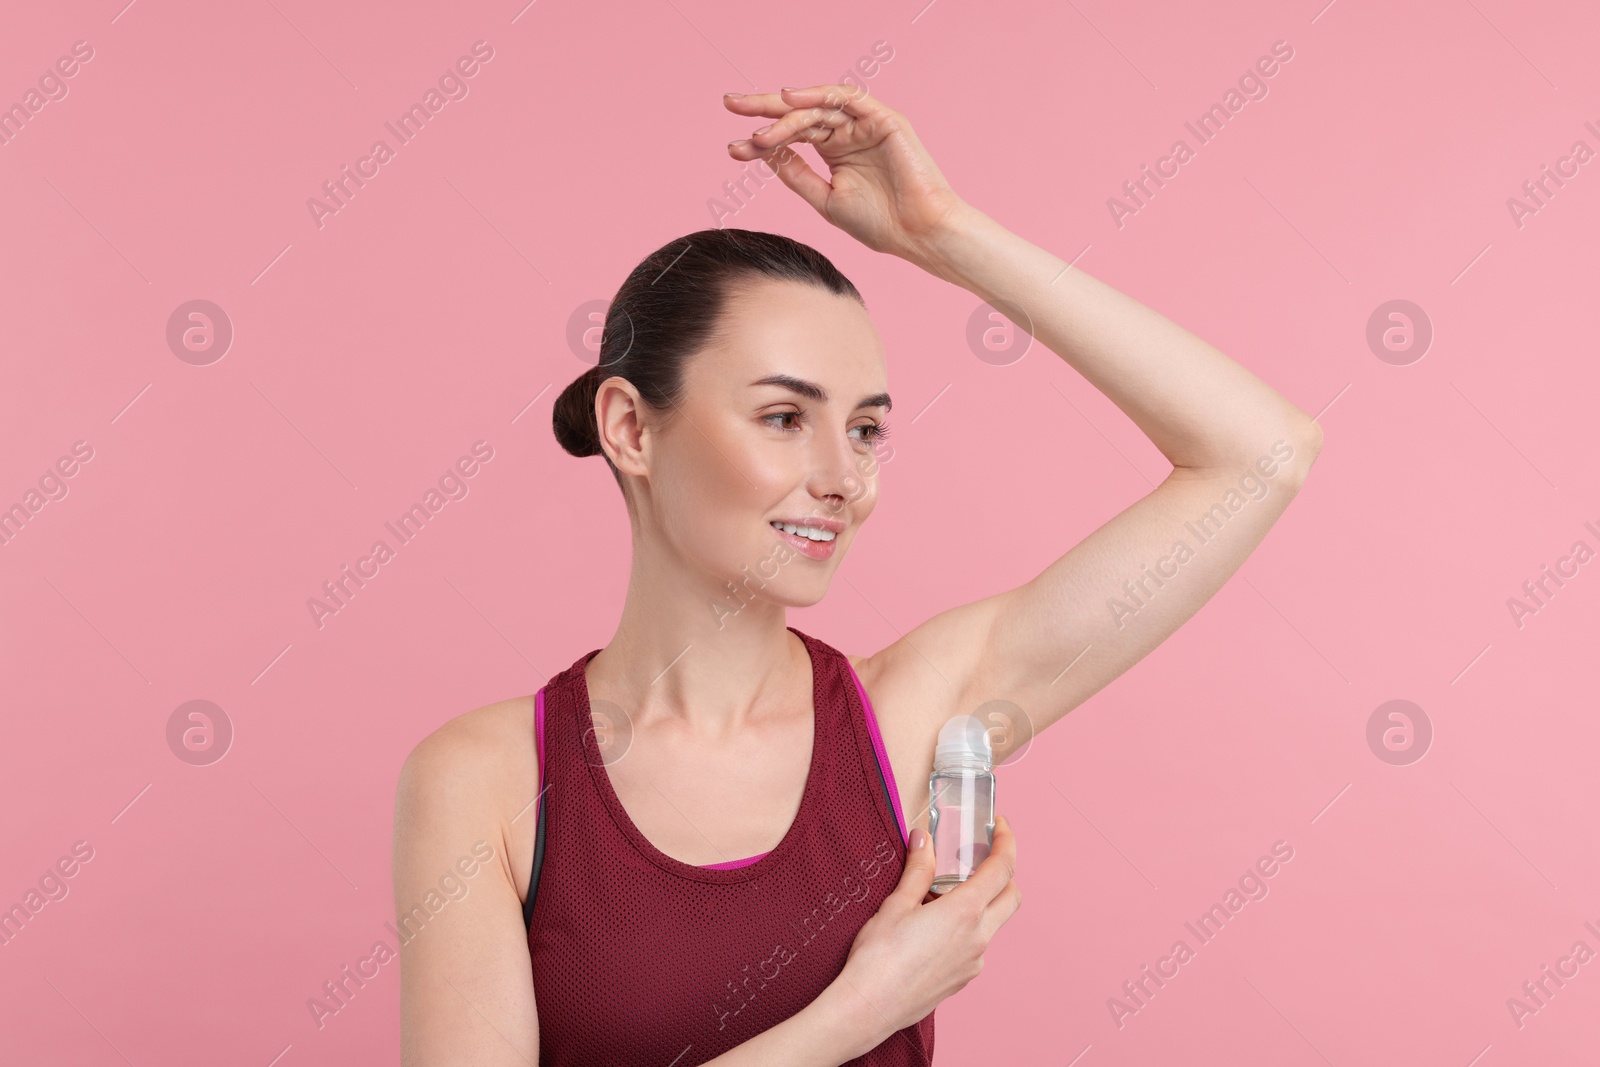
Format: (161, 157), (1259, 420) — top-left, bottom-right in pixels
(552, 364), (606, 458)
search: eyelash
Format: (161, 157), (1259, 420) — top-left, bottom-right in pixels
(764, 411), (892, 444)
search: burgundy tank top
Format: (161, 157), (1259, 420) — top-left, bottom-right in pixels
(523, 626), (935, 1065)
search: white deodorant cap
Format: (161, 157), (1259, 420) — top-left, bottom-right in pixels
(933, 713), (993, 769)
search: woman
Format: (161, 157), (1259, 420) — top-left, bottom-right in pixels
(392, 84), (1322, 1066)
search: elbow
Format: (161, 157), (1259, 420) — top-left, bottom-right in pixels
(1281, 419), (1323, 485)
(1195, 421), (1323, 484)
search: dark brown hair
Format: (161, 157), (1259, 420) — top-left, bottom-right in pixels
(552, 228), (864, 490)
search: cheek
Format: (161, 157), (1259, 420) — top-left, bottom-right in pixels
(658, 432), (772, 550)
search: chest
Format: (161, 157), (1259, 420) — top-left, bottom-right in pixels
(599, 678), (941, 867)
(600, 708), (817, 866)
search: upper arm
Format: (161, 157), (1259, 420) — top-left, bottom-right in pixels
(393, 713), (538, 1067)
(858, 427), (1322, 763)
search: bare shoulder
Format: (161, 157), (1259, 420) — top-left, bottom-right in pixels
(393, 695), (542, 1064)
(394, 695), (538, 893)
(398, 696), (536, 808)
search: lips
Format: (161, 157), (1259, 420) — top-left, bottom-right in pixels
(769, 520), (839, 560)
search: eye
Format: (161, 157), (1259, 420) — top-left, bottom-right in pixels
(764, 412), (892, 445)
(850, 422), (891, 446)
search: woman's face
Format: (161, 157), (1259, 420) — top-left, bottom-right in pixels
(644, 277), (891, 609)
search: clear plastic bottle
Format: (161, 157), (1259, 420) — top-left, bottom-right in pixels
(928, 714), (996, 895)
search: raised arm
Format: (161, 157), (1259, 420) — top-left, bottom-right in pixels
(727, 84), (1323, 755)
(893, 202), (1322, 754)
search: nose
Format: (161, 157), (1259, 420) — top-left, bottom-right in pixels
(809, 423), (875, 518)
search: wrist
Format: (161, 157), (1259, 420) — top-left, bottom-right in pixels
(902, 197), (985, 284)
(812, 975), (890, 1061)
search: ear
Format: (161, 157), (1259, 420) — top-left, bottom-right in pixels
(595, 375), (650, 477)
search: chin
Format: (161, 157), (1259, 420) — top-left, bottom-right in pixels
(734, 566), (835, 612)
(780, 584), (831, 609)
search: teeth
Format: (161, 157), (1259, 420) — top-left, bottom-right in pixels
(771, 521), (836, 542)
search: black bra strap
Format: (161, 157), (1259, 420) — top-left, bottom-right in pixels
(522, 783), (546, 932)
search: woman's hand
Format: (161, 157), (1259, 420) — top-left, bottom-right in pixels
(723, 85), (966, 265)
(827, 814), (1021, 1045)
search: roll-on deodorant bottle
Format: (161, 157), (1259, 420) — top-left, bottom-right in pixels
(928, 714), (996, 895)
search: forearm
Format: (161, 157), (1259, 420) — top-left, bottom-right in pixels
(699, 978), (887, 1067)
(913, 200), (1319, 472)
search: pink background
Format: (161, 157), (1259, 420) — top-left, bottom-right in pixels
(3, 0), (1598, 1063)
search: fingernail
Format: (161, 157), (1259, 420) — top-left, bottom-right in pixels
(909, 828), (926, 850)
(729, 139), (750, 147)
(752, 123), (773, 136)
(780, 86), (797, 92)
(724, 92), (744, 98)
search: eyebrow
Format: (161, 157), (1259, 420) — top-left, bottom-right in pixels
(750, 373), (892, 413)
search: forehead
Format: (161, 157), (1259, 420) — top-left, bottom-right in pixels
(693, 278), (886, 395)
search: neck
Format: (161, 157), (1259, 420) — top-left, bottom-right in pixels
(584, 531), (810, 740)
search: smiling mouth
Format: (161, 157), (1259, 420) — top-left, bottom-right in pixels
(768, 520), (837, 543)
(768, 520), (840, 559)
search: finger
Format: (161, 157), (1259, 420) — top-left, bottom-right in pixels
(776, 83), (887, 122)
(723, 87), (871, 121)
(740, 124), (834, 162)
(942, 814), (1016, 906)
(886, 826), (937, 909)
(978, 877), (1022, 941)
(726, 131), (832, 164)
(785, 124), (837, 149)
(722, 91), (798, 118)
(747, 107), (851, 152)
